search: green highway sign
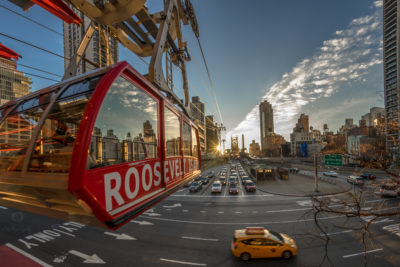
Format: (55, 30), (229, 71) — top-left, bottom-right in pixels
(324, 154), (342, 166)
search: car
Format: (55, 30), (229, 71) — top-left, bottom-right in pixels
(360, 173), (376, 180)
(229, 183), (239, 194)
(194, 176), (202, 181)
(289, 168), (299, 173)
(219, 178), (227, 185)
(211, 182), (222, 193)
(183, 179), (194, 187)
(189, 181), (202, 192)
(244, 181), (256, 192)
(347, 175), (364, 186)
(229, 177), (237, 184)
(200, 176), (209, 184)
(323, 171), (338, 177)
(206, 171), (215, 179)
(379, 184), (399, 197)
(242, 177), (251, 185)
(232, 227), (297, 260)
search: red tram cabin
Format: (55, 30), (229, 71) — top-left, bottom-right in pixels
(0, 61), (201, 229)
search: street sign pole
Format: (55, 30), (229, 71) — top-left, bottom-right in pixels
(314, 153), (319, 193)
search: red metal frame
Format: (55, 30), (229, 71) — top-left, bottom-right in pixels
(0, 43), (21, 61)
(30, 0), (82, 25)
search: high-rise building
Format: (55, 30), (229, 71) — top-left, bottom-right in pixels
(206, 115), (218, 153)
(0, 44), (31, 105)
(293, 113), (309, 133)
(63, 5), (118, 75)
(383, 0), (400, 156)
(259, 100), (274, 153)
(190, 96), (206, 152)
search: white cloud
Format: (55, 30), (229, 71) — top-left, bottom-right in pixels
(226, 3), (383, 147)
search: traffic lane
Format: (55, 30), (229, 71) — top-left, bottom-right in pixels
(130, 211), (390, 266)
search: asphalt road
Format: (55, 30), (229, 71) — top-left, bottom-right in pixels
(0, 161), (399, 267)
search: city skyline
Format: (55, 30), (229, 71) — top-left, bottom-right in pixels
(0, 0), (385, 148)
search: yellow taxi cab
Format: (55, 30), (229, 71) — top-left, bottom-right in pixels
(231, 227), (297, 260)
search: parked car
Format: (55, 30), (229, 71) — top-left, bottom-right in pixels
(231, 227), (297, 260)
(244, 181), (256, 192)
(379, 184), (399, 197)
(289, 168), (299, 173)
(322, 171), (338, 177)
(229, 183), (239, 194)
(347, 175), (364, 186)
(360, 173), (376, 180)
(211, 181), (222, 193)
(189, 182), (202, 192)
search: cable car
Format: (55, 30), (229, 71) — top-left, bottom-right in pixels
(0, 61), (201, 229)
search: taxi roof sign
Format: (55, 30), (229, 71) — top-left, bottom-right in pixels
(245, 227), (265, 235)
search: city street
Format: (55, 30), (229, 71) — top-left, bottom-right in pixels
(1, 162), (399, 267)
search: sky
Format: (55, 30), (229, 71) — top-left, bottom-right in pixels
(0, 0), (384, 149)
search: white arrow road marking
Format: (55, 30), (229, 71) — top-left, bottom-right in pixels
(69, 250), (106, 264)
(143, 209), (162, 216)
(163, 203), (182, 208)
(104, 232), (136, 240)
(296, 200), (312, 207)
(131, 220), (154, 225)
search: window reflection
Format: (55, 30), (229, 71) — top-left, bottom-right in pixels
(88, 76), (158, 169)
(183, 121), (191, 156)
(0, 93), (53, 172)
(191, 128), (198, 158)
(165, 107), (181, 157)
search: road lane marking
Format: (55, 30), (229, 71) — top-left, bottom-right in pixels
(181, 236), (219, 241)
(182, 210), (189, 213)
(6, 243), (53, 267)
(235, 211), (241, 214)
(321, 230), (352, 236)
(217, 211), (224, 214)
(252, 211), (258, 214)
(266, 208), (311, 213)
(0, 206), (8, 210)
(342, 248), (383, 258)
(140, 215), (343, 225)
(160, 258), (206, 266)
(200, 211), (207, 213)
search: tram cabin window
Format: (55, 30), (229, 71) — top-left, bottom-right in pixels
(88, 76), (159, 169)
(28, 77), (102, 173)
(164, 107), (181, 157)
(0, 92), (53, 172)
(182, 121), (191, 156)
(191, 128), (198, 158)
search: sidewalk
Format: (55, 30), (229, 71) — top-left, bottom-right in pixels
(255, 173), (351, 197)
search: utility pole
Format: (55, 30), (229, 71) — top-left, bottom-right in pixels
(222, 139), (226, 155)
(314, 153), (319, 192)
